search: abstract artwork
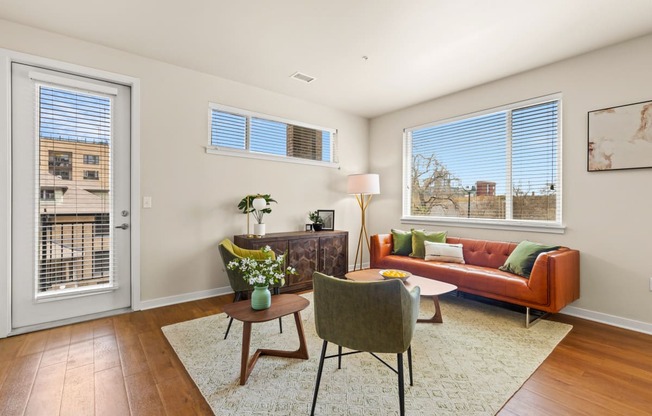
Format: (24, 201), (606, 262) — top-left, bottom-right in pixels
(588, 99), (652, 171)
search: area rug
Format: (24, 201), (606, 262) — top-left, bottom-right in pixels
(162, 294), (571, 415)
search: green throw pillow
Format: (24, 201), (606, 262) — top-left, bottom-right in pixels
(410, 229), (447, 258)
(391, 229), (412, 256)
(499, 241), (560, 278)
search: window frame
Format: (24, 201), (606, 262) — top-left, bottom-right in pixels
(402, 94), (564, 234)
(83, 170), (99, 180)
(206, 102), (339, 168)
(83, 154), (100, 165)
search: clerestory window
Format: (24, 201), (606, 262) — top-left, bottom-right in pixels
(207, 103), (337, 167)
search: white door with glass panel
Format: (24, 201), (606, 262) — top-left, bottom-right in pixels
(11, 63), (131, 330)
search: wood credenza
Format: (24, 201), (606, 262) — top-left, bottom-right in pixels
(235, 230), (348, 292)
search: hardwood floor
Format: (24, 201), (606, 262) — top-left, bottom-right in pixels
(0, 294), (651, 415)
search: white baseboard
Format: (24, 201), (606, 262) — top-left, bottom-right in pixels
(139, 286), (233, 310)
(561, 306), (652, 336)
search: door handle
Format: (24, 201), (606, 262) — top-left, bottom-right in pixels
(115, 223), (129, 230)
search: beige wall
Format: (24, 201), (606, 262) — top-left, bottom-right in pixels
(0, 19), (369, 302)
(369, 34), (652, 326)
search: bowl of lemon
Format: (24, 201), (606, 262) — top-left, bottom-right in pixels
(379, 269), (411, 282)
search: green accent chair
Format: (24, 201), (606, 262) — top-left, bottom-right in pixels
(218, 239), (285, 339)
(310, 272), (420, 416)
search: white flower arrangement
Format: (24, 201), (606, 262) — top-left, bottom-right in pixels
(227, 246), (297, 287)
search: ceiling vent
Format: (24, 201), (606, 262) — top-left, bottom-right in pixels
(290, 71), (316, 83)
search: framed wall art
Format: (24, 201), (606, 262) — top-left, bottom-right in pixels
(588, 99), (652, 171)
(317, 210), (335, 231)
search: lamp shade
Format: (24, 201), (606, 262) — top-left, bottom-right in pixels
(252, 197), (267, 210)
(347, 173), (380, 195)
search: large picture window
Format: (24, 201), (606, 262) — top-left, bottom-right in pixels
(207, 103), (337, 166)
(404, 96), (561, 229)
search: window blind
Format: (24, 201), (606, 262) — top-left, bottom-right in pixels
(209, 105), (337, 164)
(405, 98), (560, 224)
(37, 86), (114, 294)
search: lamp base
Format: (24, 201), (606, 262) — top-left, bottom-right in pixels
(253, 223), (266, 237)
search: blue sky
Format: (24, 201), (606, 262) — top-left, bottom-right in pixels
(411, 101), (558, 195)
(39, 87), (111, 144)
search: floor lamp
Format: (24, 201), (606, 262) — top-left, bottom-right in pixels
(348, 173), (380, 271)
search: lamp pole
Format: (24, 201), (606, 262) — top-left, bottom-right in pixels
(353, 192), (373, 271)
(347, 174), (380, 271)
(463, 186), (473, 218)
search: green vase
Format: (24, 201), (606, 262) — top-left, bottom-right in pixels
(251, 285), (271, 310)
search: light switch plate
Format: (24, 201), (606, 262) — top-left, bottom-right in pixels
(143, 196), (152, 209)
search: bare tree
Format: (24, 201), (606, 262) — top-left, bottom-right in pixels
(411, 154), (461, 215)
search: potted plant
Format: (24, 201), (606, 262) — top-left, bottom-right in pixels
(309, 211), (324, 231)
(239, 194), (277, 236)
(227, 246), (297, 310)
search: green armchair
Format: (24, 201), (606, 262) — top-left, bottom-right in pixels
(310, 272), (420, 416)
(218, 239), (285, 339)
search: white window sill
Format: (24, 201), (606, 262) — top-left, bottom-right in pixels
(400, 216), (565, 234)
(35, 284), (117, 303)
(205, 146), (339, 169)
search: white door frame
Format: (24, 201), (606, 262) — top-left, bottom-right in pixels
(0, 48), (141, 338)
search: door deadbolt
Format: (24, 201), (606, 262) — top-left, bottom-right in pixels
(121, 210), (129, 217)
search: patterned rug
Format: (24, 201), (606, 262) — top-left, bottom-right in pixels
(162, 293), (571, 415)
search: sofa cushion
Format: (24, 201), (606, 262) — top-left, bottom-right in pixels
(448, 237), (517, 269)
(391, 229), (412, 256)
(424, 241), (465, 263)
(499, 240), (560, 278)
(410, 230), (447, 258)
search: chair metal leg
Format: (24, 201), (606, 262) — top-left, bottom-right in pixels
(338, 345), (342, 369)
(407, 346), (413, 386)
(310, 340), (328, 416)
(224, 291), (243, 340)
(397, 353), (405, 416)
(224, 318), (234, 340)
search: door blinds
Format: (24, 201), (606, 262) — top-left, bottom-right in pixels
(37, 86), (114, 294)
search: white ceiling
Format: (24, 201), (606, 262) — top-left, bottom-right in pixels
(2, 0), (652, 118)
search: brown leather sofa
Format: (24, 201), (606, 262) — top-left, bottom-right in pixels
(370, 234), (580, 315)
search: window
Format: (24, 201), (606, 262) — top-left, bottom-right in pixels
(93, 214), (110, 237)
(92, 251), (110, 277)
(207, 103), (337, 166)
(84, 154), (99, 164)
(83, 170), (99, 180)
(40, 189), (55, 200)
(404, 96), (561, 229)
(48, 150), (72, 179)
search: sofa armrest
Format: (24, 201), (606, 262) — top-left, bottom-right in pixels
(370, 234), (393, 268)
(528, 248), (580, 312)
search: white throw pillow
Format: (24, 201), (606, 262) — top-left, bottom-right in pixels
(424, 241), (465, 263)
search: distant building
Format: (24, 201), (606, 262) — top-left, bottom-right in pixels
(476, 181), (496, 196)
(38, 138), (111, 292)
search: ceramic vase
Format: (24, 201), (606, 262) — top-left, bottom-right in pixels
(251, 285), (271, 310)
(254, 223), (266, 237)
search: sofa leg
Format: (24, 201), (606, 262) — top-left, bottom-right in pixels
(525, 307), (549, 328)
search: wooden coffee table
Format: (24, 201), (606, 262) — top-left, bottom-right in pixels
(222, 294), (310, 385)
(345, 269), (458, 323)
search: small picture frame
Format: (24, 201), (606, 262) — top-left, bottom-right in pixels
(317, 210), (335, 231)
(305, 223), (313, 232)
